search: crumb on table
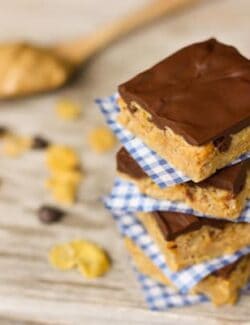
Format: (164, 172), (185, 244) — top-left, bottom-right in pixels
(2, 133), (31, 157)
(46, 145), (80, 171)
(45, 177), (79, 204)
(88, 126), (117, 153)
(49, 240), (111, 278)
(49, 243), (76, 270)
(45, 145), (83, 204)
(56, 99), (81, 121)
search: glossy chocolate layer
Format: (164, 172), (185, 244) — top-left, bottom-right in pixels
(196, 161), (249, 195)
(116, 147), (147, 179)
(153, 211), (229, 241)
(212, 258), (241, 279)
(119, 39), (250, 146)
(117, 147), (249, 195)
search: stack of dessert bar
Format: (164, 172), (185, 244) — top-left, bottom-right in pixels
(103, 39), (250, 307)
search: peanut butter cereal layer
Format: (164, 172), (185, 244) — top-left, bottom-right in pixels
(117, 148), (250, 219)
(125, 238), (250, 306)
(137, 211), (250, 271)
(118, 39), (250, 182)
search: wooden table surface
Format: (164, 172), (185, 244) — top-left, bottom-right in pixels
(0, 0), (250, 324)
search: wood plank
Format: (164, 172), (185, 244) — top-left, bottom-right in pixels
(0, 0), (250, 323)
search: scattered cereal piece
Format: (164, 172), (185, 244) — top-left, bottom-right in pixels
(50, 169), (83, 185)
(38, 205), (64, 224)
(46, 145), (80, 172)
(48, 240), (111, 278)
(32, 135), (50, 150)
(46, 178), (77, 204)
(88, 126), (116, 153)
(72, 240), (111, 278)
(45, 145), (83, 204)
(49, 243), (76, 270)
(56, 99), (81, 121)
(2, 134), (31, 157)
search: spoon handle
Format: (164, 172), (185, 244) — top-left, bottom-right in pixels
(56, 0), (199, 64)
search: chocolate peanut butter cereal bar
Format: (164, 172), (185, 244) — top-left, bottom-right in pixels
(117, 147), (250, 219)
(118, 39), (250, 182)
(125, 238), (250, 306)
(136, 211), (250, 271)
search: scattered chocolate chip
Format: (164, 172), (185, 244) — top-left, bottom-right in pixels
(0, 126), (8, 137)
(38, 205), (64, 224)
(213, 135), (232, 152)
(32, 136), (50, 150)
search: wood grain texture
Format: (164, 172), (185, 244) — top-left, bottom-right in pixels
(0, 0), (250, 324)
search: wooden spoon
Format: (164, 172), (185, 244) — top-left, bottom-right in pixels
(0, 0), (198, 99)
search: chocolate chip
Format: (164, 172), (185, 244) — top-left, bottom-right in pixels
(38, 205), (64, 224)
(213, 135), (232, 152)
(32, 136), (50, 150)
(0, 126), (8, 137)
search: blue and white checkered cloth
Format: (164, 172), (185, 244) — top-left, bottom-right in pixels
(97, 94), (250, 309)
(105, 178), (250, 223)
(133, 259), (250, 310)
(113, 212), (250, 293)
(96, 94), (250, 188)
(134, 271), (208, 310)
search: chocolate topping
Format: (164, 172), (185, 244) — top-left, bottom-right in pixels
(153, 211), (229, 241)
(117, 147), (249, 195)
(119, 39), (250, 146)
(196, 160), (249, 195)
(116, 147), (147, 179)
(212, 259), (241, 279)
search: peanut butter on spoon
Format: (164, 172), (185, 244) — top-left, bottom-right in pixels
(0, 43), (72, 98)
(0, 0), (198, 99)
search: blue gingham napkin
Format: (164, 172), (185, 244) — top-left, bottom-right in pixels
(113, 212), (250, 293)
(134, 271), (208, 310)
(105, 178), (250, 223)
(132, 257), (250, 310)
(96, 94), (250, 188)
